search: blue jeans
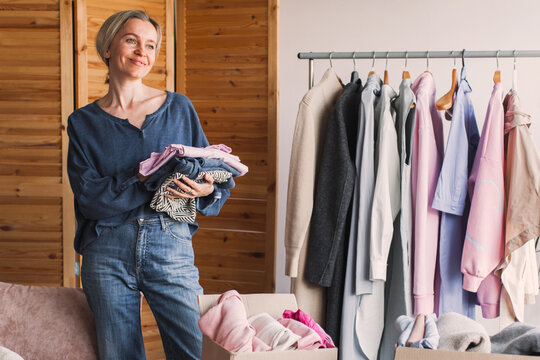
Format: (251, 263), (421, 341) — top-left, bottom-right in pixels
(81, 214), (203, 360)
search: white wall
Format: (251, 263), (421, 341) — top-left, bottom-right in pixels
(277, 0), (540, 332)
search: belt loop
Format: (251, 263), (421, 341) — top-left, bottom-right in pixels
(159, 213), (166, 231)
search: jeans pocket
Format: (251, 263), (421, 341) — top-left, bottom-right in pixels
(164, 220), (192, 244)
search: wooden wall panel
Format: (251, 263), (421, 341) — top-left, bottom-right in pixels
(0, 0), (74, 288)
(179, 0), (278, 296)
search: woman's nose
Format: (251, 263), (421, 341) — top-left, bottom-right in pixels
(134, 44), (145, 55)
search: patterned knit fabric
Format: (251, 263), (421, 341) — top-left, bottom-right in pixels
(150, 170), (232, 223)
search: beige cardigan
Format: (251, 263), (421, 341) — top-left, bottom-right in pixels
(284, 68), (343, 324)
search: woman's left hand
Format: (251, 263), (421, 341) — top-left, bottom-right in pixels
(165, 173), (214, 199)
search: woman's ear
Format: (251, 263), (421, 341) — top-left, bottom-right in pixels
(105, 50), (110, 59)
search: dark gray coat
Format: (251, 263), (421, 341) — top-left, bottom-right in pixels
(304, 78), (362, 342)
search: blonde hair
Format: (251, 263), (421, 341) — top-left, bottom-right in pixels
(96, 10), (162, 68)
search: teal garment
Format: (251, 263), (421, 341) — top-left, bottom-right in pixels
(67, 91), (229, 253)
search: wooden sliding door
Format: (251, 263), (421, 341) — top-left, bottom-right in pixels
(0, 0), (75, 288)
(178, 0), (278, 295)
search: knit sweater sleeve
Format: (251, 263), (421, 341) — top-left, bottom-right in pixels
(67, 117), (154, 220)
(284, 103), (318, 277)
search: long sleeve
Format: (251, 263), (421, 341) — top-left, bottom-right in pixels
(431, 105), (473, 216)
(370, 86), (400, 281)
(67, 91), (230, 253)
(354, 75), (382, 295)
(411, 73), (444, 315)
(284, 104), (321, 277)
(197, 187), (229, 216)
(67, 121), (154, 220)
(284, 69), (343, 277)
(462, 84), (505, 294)
(304, 81), (360, 287)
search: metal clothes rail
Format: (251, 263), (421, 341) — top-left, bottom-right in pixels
(297, 50), (540, 88)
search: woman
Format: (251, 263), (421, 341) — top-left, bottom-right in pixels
(67, 10), (228, 360)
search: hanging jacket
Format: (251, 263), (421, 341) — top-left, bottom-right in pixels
(462, 82), (505, 319)
(285, 68), (344, 326)
(378, 77), (416, 360)
(353, 74), (383, 295)
(354, 83), (399, 360)
(500, 89), (540, 322)
(370, 83), (400, 282)
(432, 66), (479, 318)
(305, 78), (362, 344)
(410, 72), (445, 315)
(339, 74), (381, 360)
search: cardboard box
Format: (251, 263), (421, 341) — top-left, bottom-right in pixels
(198, 293), (338, 360)
(394, 347), (540, 360)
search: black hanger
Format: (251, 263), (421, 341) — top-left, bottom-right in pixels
(350, 52), (359, 82)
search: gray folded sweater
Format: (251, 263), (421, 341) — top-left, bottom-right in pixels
(491, 322), (540, 355)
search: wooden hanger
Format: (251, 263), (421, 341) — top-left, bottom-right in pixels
(368, 52), (376, 77)
(383, 52), (389, 84)
(436, 54), (458, 110)
(402, 51), (411, 79)
(493, 50), (501, 83)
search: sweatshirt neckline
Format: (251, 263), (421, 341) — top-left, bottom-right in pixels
(91, 90), (172, 125)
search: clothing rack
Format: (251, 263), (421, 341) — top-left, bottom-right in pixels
(297, 50), (540, 88)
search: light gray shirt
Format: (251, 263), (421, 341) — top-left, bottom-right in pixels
(378, 77), (416, 360)
(354, 74), (382, 295)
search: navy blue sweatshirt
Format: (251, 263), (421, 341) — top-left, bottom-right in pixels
(67, 91), (228, 253)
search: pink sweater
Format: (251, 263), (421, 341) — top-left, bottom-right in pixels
(410, 73), (444, 315)
(461, 83), (505, 318)
(198, 290), (270, 352)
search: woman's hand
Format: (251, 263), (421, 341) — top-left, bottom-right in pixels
(165, 173), (214, 199)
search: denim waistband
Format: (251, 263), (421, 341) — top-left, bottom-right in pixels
(135, 213), (169, 229)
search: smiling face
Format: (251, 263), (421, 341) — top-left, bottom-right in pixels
(105, 18), (158, 82)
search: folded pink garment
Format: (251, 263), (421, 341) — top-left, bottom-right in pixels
(249, 313), (300, 351)
(139, 144), (248, 176)
(198, 290), (270, 353)
(278, 318), (323, 350)
(282, 309), (335, 348)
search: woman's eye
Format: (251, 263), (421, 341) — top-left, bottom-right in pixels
(146, 44), (155, 50)
(126, 38), (136, 44)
